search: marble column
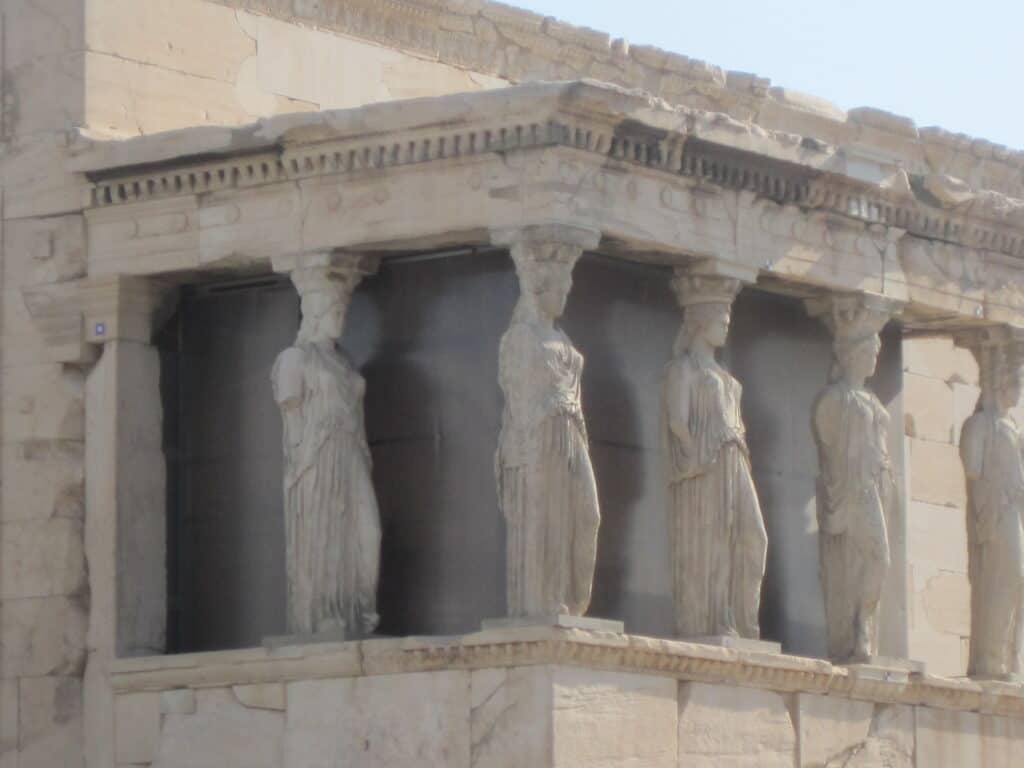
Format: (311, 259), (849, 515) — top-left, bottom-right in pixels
(662, 268), (768, 642)
(25, 274), (178, 766)
(79, 275), (179, 658)
(955, 327), (1024, 680)
(270, 251), (382, 639)
(491, 225), (602, 620)
(807, 293), (901, 663)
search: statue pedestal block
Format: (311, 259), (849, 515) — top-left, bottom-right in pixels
(262, 627), (348, 649)
(481, 614), (625, 633)
(684, 635), (782, 654)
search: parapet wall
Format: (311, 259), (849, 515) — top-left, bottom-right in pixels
(108, 627), (1024, 767)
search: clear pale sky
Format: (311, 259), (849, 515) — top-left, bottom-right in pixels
(506, 0), (1023, 150)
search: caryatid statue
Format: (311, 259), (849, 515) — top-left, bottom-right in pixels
(958, 329), (1024, 679)
(663, 270), (767, 640)
(808, 294), (898, 663)
(271, 252), (381, 638)
(493, 226), (602, 619)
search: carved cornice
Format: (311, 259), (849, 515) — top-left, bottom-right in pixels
(107, 628), (1024, 717)
(80, 82), (1024, 264)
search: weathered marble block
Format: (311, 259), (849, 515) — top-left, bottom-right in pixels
(152, 688), (284, 768)
(472, 666), (677, 768)
(916, 708), (1024, 768)
(285, 671), (470, 768)
(677, 683), (794, 767)
(793, 694), (913, 767)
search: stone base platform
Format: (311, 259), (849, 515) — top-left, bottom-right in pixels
(108, 627), (1024, 767)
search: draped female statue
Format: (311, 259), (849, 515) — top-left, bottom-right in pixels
(495, 227), (601, 618)
(663, 271), (767, 639)
(960, 335), (1024, 679)
(271, 254), (381, 638)
(810, 297), (895, 662)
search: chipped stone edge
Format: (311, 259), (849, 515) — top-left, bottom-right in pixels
(107, 628), (1024, 718)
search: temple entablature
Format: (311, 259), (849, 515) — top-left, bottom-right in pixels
(65, 80), (1024, 333)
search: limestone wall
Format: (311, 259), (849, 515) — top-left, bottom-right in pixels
(114, 674), (1024, 768)
(902, 337), (984, 677)
(1, 3), (88, 767)
(82, 0), (506, 138)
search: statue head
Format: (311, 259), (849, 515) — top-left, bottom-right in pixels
(809, 295), (893, 386)
(511, 242), (579, 322)
(670, 271), (740, 355)
(835, 332), (882, 384)
(681, 302), (732, 351)
(293, 267), (359, 344)
(956, 328), (1024, 416)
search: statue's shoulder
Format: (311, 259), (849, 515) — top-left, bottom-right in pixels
(664, 352), (698, 380)
(813, 381), (843, 410)
(960, 409), (992, 472)
(271, 345), (307, 403)
(272, 345), (306, 376)
(500, 321), (533, 348)
(960, 409), (989, 440)
(812, 382), (845, 432)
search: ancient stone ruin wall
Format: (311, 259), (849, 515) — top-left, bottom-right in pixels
(903, 337), (979, 675)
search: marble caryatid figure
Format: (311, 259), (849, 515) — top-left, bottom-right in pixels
(663, 271), (767, 640)
(959, 332), (1024, 679)
(271, 253), (381, 639)
(809, 296), (896, 663)
(494, 226), (601, 619)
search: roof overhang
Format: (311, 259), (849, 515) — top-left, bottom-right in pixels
(67, 80), (1024, 330)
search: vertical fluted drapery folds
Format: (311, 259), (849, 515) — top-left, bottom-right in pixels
(663, 269), (767, 640)
(808, 294), (900, 663)
(271, 252), (382, 638)
(493, 225), (602, 619)
(957, 327), (1024, 680)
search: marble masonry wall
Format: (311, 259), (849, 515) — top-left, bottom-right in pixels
(104, 630), (1024, 768)
(81, 0), (507, 138)
(903, 337), (983, 677)
(2, 3), (88, 767)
